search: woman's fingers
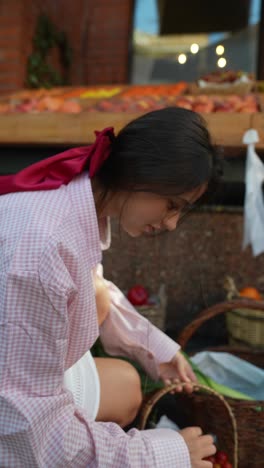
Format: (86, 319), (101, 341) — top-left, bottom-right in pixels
(180, 427), (216, 466)
(184, 382), (194, 393)
(164, 378), (195, 394)
(186, 365), (197, 382)
(175, 359), (190, 383)
(199, 435), (217, 459)
(202, 462), (214, 468)
(172, 378), (183, 392)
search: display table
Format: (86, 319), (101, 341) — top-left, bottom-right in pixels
(0, 112), (258, 148)
(0, 84), (263, 150)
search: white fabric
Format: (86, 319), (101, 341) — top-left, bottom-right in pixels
(243, 128), (264, 256)
(156, 415), (180, 431)
(64, 350), (100, 420)
(191, 351), (264, 400)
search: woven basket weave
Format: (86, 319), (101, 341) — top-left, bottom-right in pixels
(226, 307), (264, 348)
(138, 299), (264, 468)
(224, 276), (264, 349)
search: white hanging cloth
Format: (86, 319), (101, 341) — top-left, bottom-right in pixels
(243, 129), (264, 256)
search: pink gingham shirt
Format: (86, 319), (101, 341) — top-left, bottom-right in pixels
(0, 172), (191, 467)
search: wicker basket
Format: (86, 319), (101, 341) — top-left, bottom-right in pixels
(226, 307), (264, 349)
(138, 299), (264, 468)
(135, 285), (167, 331)
(224, 277), (264, 349)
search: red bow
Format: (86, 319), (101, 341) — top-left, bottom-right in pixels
(0, 127), (115, 195)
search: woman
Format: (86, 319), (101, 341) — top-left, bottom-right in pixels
(0, 107), (221, 467)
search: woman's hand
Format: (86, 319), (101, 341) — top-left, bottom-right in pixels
(158, 351), (197, 393)
(180, 427), (216, 468)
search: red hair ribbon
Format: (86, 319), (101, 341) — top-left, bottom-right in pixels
(0, 127), (115, 195)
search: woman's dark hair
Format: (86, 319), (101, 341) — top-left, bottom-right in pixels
(97, 107), (222, 205)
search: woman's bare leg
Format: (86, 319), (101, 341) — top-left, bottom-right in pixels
(94, 357), (143, 428)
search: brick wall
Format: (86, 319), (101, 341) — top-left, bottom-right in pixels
(81, 0), (134, 84)
(0, 0), (134, 93)
(0, 1), (24, 92)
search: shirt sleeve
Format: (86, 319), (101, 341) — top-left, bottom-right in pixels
(0, 255), (190, 467)
(99, 274), (180, 381)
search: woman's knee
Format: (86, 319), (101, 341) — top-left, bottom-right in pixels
(95, 357), (143, 427)
(119, 361), (143, 422)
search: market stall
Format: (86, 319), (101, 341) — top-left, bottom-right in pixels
(0, 76), (264, 149)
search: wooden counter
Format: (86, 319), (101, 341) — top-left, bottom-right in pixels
(0, 83), (263, 150)
(0, 112), (260, 149)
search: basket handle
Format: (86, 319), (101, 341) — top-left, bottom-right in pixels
(177, 298), (264, 349)
(138, 382), (238, 468)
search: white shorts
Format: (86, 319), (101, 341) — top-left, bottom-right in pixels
(63, 350), (100, 420)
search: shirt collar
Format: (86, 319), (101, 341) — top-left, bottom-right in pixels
(67, 173), (102, 266)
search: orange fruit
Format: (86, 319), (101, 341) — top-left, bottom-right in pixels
(239, 286), (262, 300)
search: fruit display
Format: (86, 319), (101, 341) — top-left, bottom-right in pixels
(199, 70), (253, 85)
(0, 86), (124, 114)
(120, 82), (187, 98)
(225, 277), (263, 301)
(189, 69), (255, 95)
(89, 94), (259, 113)
(205, 450), (232, 467)
(127, 285), (149, 306)
(239, 286), (262, 300)
(0, 83), (260, 114)
(80, 87), (121, 99)
(0, 93), (82, 114)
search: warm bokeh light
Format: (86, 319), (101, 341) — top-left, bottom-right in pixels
(217, 57), (227, 68)
(190, 43), (199, 54)
(178, 53), (187, 64)
(216, 45), (225, 55)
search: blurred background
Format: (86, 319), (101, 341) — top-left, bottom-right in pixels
(0, 0), (263, 93)
(132, 0), (261, 83)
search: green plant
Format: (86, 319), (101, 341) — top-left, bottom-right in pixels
(26, 14), (72, 88)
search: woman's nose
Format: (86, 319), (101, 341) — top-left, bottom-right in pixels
(164, 213), (180, 231)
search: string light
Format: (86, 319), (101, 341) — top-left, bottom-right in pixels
(173, 41), (227, 69)
(178, 53), (187, 64)
(217, 57), (227, 68)
(190, 43), (199, 54)
(172, 43), (201, 64)
(216, 45), (225, 55)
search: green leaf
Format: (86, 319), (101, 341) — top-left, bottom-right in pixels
(182, 351), (253, 401)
